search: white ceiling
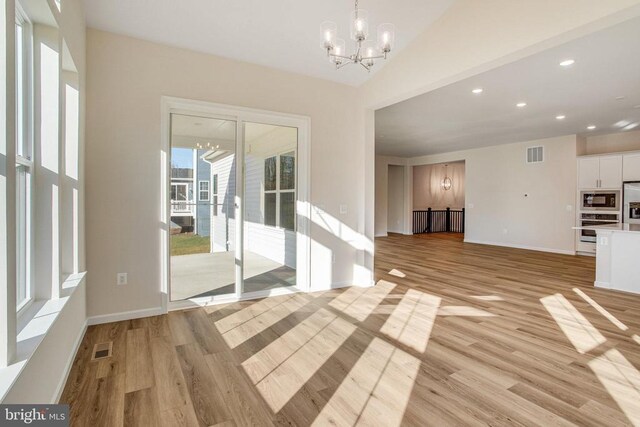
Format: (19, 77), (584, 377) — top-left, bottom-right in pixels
(84, 0), (454, 86)
(375, 16), (640, 157)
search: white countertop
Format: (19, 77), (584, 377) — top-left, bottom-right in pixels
(573, 223), (640, 234)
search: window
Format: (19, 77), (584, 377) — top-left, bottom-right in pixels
(212, 174), (218, 216)
(263, 151), (296, 231)
(15, 7), (33, 310)
(199, 180), (209, 201)
(171, 183), (188, 201)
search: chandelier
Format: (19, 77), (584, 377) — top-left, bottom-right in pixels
(441, 164), (452, 191)
(320, 0), (395, 71)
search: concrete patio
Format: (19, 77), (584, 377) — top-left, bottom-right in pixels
(170, 251), (296, 300)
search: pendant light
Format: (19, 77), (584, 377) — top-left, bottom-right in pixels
(441, 164), (452, 191)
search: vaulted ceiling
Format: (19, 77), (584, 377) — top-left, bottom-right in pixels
(84, 0), (455, 86)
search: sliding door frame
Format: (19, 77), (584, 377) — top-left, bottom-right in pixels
(160, 96), (311, 311)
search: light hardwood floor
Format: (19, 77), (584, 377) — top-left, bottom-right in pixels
(61, 234), (640, 426)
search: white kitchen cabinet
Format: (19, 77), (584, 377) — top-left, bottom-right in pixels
(599, 155), (623, 188)
(577, 155), (622, 189)
(623, 153), (640, 182)
(578, 157), (601, 188)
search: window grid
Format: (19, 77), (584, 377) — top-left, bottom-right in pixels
(263, 150), (296, 231)
(15, 7), (33, 311)
(199, 180), (209, 201)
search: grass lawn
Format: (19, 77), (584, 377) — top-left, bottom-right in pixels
(171, 233), (211, 256)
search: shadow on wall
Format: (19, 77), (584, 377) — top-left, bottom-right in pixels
(413, 161), (465, 210)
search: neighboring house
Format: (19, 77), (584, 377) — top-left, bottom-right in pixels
(170, 149), (212, 236)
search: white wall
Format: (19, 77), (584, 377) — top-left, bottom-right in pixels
(413, 162), (465, 210)
(387, 165), (405, 234)
(584, 130), (640, 155)
(376, 135), (579, 254)
(1, 0), (87, 403)
(85, 29), (368, 317)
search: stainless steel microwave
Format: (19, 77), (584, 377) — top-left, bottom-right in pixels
(580, 190), (620, 211)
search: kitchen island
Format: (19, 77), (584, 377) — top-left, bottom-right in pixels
(573, 223), (640, 294)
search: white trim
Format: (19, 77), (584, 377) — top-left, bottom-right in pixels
(87, 306), (165, 326)
(53, 319), (87, 403)
(198, 180), (210, 202)
(463, 238), (576, 255)
(594, 280), (611, 289)
(169, 286), (303, 311)
(312, 280), (376, 292)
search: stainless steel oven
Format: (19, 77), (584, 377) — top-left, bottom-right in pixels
(579, 213), (619, 243)
(623, 182), (640, 224)
(581, 191), (620, 211)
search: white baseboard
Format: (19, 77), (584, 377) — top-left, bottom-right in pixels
(463, 239), (576, 256)
(594, 280), (611, 288)
(375, 233), (388, 237)
(53, 319), (87, 403)
(87, 306), (166, 326)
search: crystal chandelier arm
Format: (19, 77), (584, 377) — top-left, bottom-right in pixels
(360, 61), (371, 72)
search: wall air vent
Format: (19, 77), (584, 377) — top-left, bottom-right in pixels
(526, 146), (544, 164)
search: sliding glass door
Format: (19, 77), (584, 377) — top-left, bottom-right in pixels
(167, 105), (308, 304)
(169, 113), (237, 300)
(242, 122), (297, 294)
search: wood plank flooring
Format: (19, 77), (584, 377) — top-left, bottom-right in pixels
(60, 234), (640, 426)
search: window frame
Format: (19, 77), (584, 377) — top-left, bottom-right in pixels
(263, 148), (297, 231)
(198, 180), (210, 201)
(15, 4), (34, 313)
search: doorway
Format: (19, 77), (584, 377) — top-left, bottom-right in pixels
(387, 165), (405, 234)
(412, 161), (466, 235)
(162, 98), (310, 308)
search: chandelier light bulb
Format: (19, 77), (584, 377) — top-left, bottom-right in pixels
(377, 23), (395, 53)
(320, 21), (337, 50)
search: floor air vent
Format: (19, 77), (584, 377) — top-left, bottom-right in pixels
(91, 342), (113, 360)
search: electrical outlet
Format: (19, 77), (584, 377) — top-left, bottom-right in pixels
(117, 273), (128, 286)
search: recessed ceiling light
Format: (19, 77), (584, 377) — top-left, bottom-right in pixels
(587, 125), (596, 130)
(615, 120), (631, 128)
(516, 102), (527, 108)
(624, 123), (639, 131)
(559, 59), (575, 67)
(472, 88), (483, 94)
(615, 96), (626, 101)
(556, 115), (566, 120)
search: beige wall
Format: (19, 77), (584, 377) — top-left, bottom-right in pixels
(85, 29), (368, 317)
(584, 130), (640, 155)
(387, 165), (405, 234)
(413, 162), (465, 210)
